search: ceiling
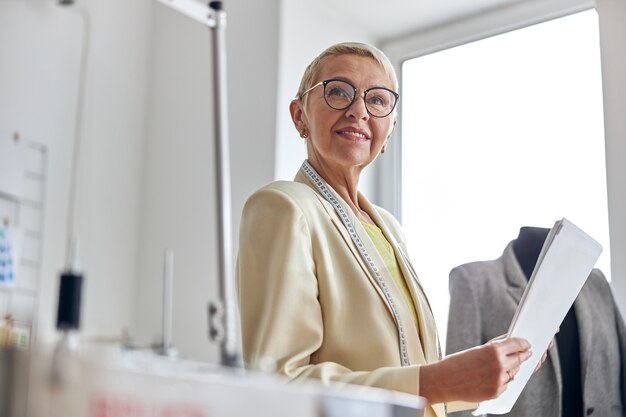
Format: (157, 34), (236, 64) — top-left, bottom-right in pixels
(313, 0), (524, 42)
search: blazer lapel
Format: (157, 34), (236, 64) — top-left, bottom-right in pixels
(294, 171), (399, 324)
(502, 241), (528, 306)
(360, 195), (441, 364)
(348, 214), (425, 361)
(395, 243), (441, 363)
(329, 214), (398, 314)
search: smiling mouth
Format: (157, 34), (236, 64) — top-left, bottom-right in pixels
(336, 130), (369, 140)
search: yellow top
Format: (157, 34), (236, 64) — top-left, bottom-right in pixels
(360, 220), (419, 331)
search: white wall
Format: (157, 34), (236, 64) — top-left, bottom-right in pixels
(134, 3), (221, 359)
(0, 0), (151, 344)
(135, 0), (282, 362)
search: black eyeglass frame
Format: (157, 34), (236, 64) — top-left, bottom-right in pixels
(299, 79), (400, 118)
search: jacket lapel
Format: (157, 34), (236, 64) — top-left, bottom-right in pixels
(362, 200), (445, 417)
(294, 171), (399, 323)
(395, 243), (441, 363)
(502, 241), (528, 306)
(360, 195), (441, 364)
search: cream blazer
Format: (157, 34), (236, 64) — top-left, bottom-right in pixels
(237, 165), (446, 417)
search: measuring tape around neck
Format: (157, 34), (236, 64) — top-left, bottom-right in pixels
(301, 160), (410, 366)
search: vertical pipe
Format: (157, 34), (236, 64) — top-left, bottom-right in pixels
(161, 249), (174, 353)
(209, 1), (239, 367)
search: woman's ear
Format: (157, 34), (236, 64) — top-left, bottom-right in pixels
(389, 116), (397, 138)
(381, 117), (397, 152)
(290, 99), (306, 132)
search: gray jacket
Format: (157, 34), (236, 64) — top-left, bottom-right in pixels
(446, 241), (626, 417)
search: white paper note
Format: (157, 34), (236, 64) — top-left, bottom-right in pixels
(474, 218), (602, 415)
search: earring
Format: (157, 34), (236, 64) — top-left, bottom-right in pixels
(380, 146), (387, 154)
(300, 129), (309, 139)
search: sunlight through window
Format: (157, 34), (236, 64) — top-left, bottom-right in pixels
(401, 10), (609, 350)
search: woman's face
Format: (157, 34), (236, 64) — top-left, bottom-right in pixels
(291, 55), (397, 176)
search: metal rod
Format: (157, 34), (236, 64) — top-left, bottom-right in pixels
(63, 5), (91, 274)
(161, 249), (174, 353)
(209, 1), (240, 367)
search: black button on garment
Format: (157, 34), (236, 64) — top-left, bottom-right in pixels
(586, 407), (594, 415)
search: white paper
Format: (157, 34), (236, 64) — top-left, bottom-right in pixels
(474, 218), (602, 415)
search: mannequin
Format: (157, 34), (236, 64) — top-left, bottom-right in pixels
(512, 226), (582, 417)
(447, 226), (626, 417)
(511, 227), (549, 279)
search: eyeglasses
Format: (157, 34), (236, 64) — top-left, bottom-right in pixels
(299, 79), (399, 118)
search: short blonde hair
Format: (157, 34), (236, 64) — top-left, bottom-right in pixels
(296, 42), (398, 99)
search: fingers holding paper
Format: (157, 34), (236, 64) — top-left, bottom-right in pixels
(492, 337), (533, 386)
(483, 336), (529, 380)
(419, 337), (532, 404)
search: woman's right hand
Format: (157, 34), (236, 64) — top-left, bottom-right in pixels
(419, 337), (532, 404)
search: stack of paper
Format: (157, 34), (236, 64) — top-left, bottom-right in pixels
(474, 218), (602, 415)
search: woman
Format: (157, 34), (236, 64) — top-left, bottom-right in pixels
(237, 42), (534, 417)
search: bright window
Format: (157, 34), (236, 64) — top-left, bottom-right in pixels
(400, 10), (609, 350)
